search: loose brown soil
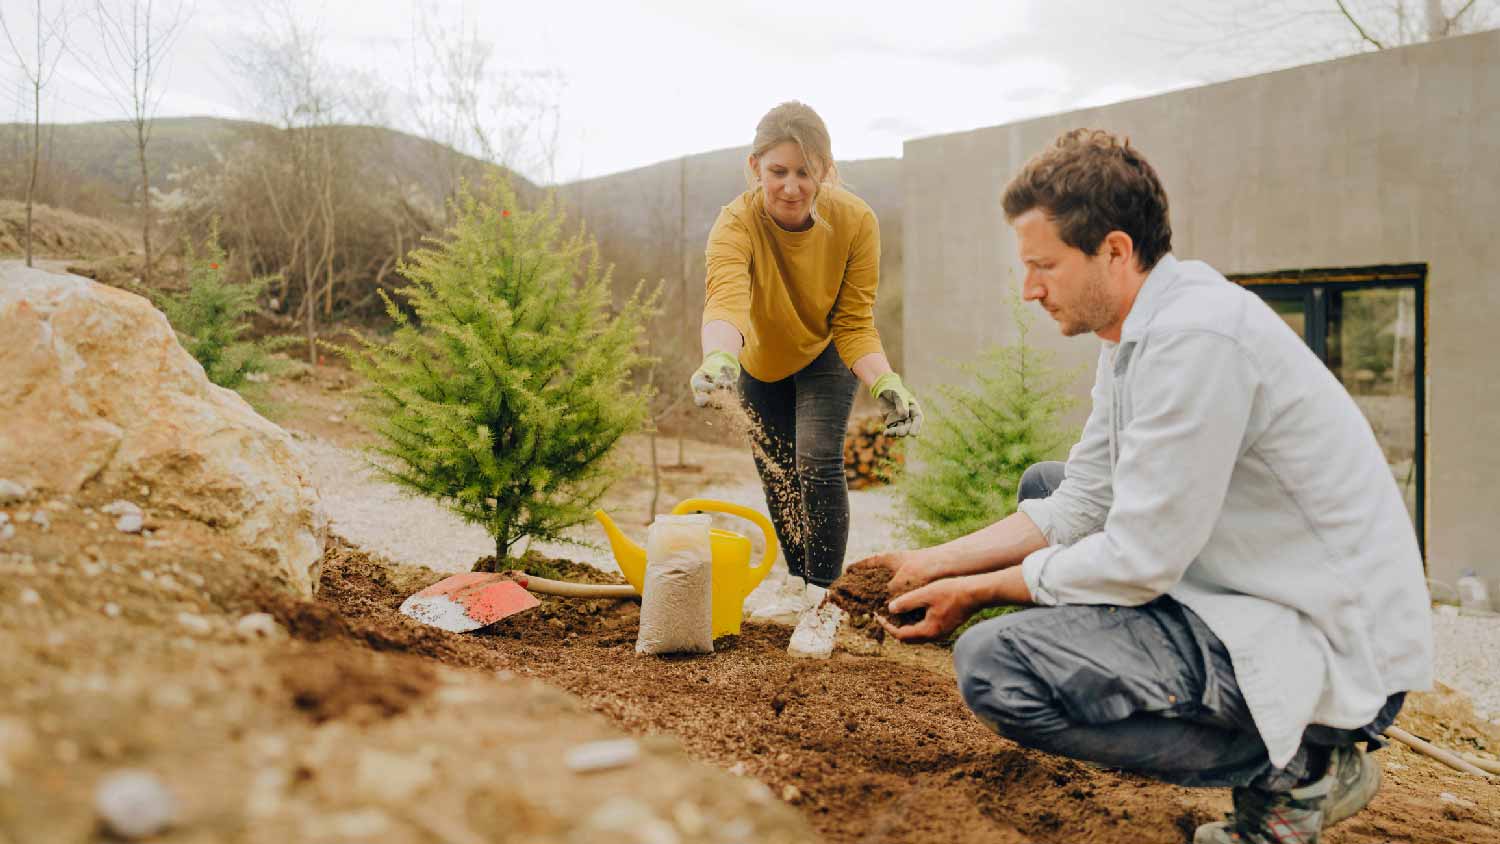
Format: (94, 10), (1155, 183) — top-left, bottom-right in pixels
(5, 493), (1497, 843)
(275, 543), (1500, 844)
(0, 510), (811, 844)
(6, 361), (1496, 843)
(279, 643), (437, 724)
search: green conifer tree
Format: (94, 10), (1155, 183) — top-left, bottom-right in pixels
(894, 297), (1081, 547)
(339, 179), (655, 565)
(160, 223), (291, 395)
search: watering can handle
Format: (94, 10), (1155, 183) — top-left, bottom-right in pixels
(670, 498), (779, 577)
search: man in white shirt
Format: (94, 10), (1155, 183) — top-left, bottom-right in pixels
(865, 129), (1432, 844)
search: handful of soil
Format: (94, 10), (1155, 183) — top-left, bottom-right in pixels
(827, 565), (925, 642)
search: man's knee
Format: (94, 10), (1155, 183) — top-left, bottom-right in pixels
(1018, 461), (1066, 503)
(953, 621), (998, 721)
(953, 612), (1058, 739)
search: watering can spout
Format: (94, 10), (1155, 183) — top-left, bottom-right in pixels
(593, 509), (647, 593)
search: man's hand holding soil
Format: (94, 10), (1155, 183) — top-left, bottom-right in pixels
(877, 567), (1033, 643)
(846, 551), (939, 597)
(848, 507), (1047, 641)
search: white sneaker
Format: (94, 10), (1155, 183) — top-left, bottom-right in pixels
(787, 586), (846, 659)
(749, 574), (807, 625)
(742, 563), (789, 618)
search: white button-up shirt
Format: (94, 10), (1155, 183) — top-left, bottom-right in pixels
(1018, 254), (1433, 768)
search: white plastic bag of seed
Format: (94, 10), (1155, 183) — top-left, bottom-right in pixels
(635, 513), (714, 655)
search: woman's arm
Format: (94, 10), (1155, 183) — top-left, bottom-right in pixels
(829, 211), (884, 368)
(693, 209), (754, 407)
(850, 351), (893, 391)
(702, 209), (754, 348)
(701, 320), (744, 358)
(834, 212), (921, 436)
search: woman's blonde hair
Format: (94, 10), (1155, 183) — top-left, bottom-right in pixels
(744, 101), (840, 192)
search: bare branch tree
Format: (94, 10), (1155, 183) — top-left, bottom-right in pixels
(233, 1), (349, 363)
(76, 0), (191, 285)
(1435, 0), (1484, 35)
(0, 0), (70, 267)
(406, 1), (565, 188)
(1156, 1), (1498, 78)
(1337, 0), (1389, 47)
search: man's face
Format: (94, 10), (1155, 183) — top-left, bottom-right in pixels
(1014, 208), (1116, 337)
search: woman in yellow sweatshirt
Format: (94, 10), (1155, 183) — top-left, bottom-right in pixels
(692, 101), (922, 656)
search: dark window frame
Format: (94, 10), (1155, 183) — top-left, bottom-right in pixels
(1230, 264), (1427, 558)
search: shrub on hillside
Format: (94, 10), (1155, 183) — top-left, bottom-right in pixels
(159, 226), (292, 394)
(337, 178), (656, 566)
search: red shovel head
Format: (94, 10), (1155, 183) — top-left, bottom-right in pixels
(399, 572), (541, 633)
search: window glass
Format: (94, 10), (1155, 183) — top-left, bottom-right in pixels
(1327, 287), (1419, 523)
(1267, 297), (1305, 340)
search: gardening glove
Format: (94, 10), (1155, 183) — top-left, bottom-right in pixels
(690, 350), (740, 408)
(871, 372), (923, 437)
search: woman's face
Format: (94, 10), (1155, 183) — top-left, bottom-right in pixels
(751, 141), (820, 230)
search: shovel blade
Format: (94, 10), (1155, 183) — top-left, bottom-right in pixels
(399, 572), (540, 633)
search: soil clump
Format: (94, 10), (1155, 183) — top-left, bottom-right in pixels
(280, 642), (436, 723)
(828, 563), (924, 640)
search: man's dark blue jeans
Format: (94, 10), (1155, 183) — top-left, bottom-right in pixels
(738, 342), (858, 588)
(953, 461), (1402, 791)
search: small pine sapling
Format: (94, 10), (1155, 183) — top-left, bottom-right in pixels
(338, 178), (656, 568)
(159, 223), (292, 396)
(893, 296), (1081, 633)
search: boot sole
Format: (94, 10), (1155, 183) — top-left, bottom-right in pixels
(1324, 750), (1380, 827)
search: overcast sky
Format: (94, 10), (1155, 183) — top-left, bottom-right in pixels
(3, 0), (1466, 183)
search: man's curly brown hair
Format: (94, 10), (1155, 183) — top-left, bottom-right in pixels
(1002, 129), (1172, 272)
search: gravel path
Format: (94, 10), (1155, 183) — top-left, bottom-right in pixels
(292, 433), (902, 577)
(291, 433), (620, 574)
(1431, 609), (1500, 723)
(293, 432), (1498, 722)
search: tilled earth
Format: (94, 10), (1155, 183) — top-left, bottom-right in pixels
(292, 544), (1500, 844)
(3, 491), (1496, 842)
(0, 510), (812, 844)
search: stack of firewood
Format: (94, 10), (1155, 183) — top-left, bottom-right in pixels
(843, 415), (905, 490)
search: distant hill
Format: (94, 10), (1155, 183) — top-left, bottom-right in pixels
(0, 116), (536, 223)
(0, 199), (135, 259)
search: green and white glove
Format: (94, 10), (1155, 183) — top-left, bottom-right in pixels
(690, 350), (740, 408)
(871, 372), (923, 437)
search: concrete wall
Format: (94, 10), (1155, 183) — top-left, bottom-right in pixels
(902, 30), (1500, 590)
(558, 148), (905, 376)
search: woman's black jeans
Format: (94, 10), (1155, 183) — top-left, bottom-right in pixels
(738, 343), (858, 587)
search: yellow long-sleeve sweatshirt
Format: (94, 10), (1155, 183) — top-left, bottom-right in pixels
(701, 186), (885, 383)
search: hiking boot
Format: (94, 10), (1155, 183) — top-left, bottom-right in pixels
(1322, 744), (1381, 827)
(1193, 776), (1331, 844)
(787, 586), (845, 659)
(750, 574), (808, 625)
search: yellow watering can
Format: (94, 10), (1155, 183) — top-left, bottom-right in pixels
(594, 498), (779, 638)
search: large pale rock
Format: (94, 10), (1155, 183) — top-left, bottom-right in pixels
(0, 263), (326, 594)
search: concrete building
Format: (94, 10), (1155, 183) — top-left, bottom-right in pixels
(901, 29), (1500, 593)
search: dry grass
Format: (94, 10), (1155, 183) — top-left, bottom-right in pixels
(0, 200), (136, 259)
